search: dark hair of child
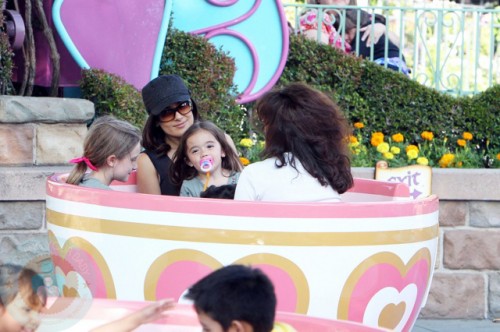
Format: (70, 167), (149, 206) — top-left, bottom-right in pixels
(185, 265), (277, 332)
(200, 184), (236, 199)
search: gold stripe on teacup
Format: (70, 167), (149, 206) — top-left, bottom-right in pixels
(46, 209), (438, 246)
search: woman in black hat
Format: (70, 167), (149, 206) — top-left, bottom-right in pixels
(138, 75), (201, 195)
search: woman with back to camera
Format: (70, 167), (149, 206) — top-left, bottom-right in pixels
(234, 83), (353, 202)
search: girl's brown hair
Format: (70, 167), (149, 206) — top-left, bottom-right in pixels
(66, 116), (141, 185)
(256, 83), (353, 194)
(170, 121), (242, 185)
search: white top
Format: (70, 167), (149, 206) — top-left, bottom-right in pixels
(234, 153), (341, 202)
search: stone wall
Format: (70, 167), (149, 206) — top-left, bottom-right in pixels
(1, 96), (499, 320)
(352, 168), (500, 320)
(0, 96), (93, 272)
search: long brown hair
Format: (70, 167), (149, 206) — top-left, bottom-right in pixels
(256, 83), (353, 194)
(66, 116), (141, 185)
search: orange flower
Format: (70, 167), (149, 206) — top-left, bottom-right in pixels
(496, 153), (500, 161)
(239, 157), (250, 166)
(349, 135), (358, 144)
(421, 131), (434, 141)
(354, 122), (364, 129)
(462, 132), (473, 141)
(370, 132), (384, 147)
(439, 153), (455, 168)
(457, 139), (466, 147)
(392, 133), (404, 143)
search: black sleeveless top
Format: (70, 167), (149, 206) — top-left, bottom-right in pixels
(143, 150), (180, 196)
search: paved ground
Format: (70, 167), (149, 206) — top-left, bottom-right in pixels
(413, 319), (500, 331)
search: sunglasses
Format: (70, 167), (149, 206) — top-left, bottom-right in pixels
(159, 100), (193, 122)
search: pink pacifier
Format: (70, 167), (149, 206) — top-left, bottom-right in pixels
(200, 156), (214, 173)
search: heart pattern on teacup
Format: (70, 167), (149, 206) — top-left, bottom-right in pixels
(145, 250), (309, 313)
(338, 248), (432, 332)
(48, 230), (116, 299)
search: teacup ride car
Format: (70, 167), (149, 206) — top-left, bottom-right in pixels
(46, 172), (439, 332)
(38, 298), (385, 332)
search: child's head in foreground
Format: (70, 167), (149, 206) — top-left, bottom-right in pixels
(0, 264), (46, 332)
(185, 265), (277, 332)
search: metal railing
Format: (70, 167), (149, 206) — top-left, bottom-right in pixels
(283, 3), (500, 96)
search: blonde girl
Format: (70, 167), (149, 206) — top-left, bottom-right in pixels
(67, 116), (142, 190)
(171, 121), (243, 197)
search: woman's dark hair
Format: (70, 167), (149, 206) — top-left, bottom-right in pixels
(170, 120), (242, 185)
(256, 82), (353, 194)
(142, 99), (201, 156)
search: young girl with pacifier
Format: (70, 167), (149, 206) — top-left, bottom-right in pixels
(66, 116), (142, 190)
(171, 121), (243, 197)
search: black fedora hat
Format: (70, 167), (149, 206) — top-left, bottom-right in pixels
(142, 75), (196, 116)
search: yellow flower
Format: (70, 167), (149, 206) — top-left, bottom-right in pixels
(407, 149), (419, 160)
(349, 141), (360, 148)
(421, 131), (434, 141)
(392, 133), (404, 143)
(239, 157), (250, 166)
(390, 146), (401, 154)
(497, 153), (500, 161)
(438, 153), (455, 168)
(457, 139), (466, 147)
(417, 157), (429, 166)
(383, 152), (394, 160)
(463, 132), (473, 141)
(370, 132), (384, 147)
(354, 122), (364, 129)
(349, 135), (358, 144)
(406, 145), (419, 153)
(239, 138), (254, 148)
(377, 142), (390, 153)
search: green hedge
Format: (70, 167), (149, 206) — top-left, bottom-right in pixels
(0, 0), (13, 95)
(278, 34), (499, 151)
(79, 69), (147, 128)
(160, 28), (246, 142)
(77, 30), (499, 166)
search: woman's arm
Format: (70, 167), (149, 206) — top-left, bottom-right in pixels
(136, 153), (161, 195)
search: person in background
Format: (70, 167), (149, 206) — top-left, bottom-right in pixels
(334, 9), (410, 75)
(234, 83), (353, 202)
(66, 116), (141, 190)
(171, 121), (242, 197)
(299, 0), (391, 51)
